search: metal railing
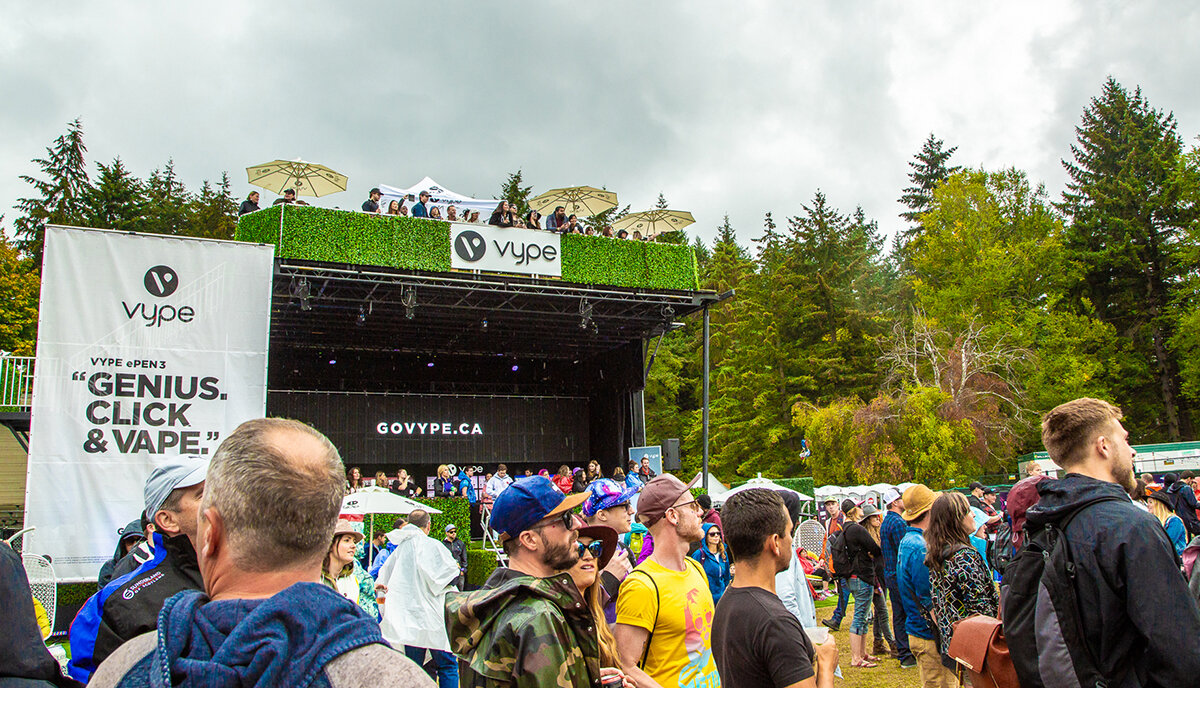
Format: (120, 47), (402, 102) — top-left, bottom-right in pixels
(0, 354), (34, 409)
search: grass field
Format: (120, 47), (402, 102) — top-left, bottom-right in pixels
(815, 590), (923, 688)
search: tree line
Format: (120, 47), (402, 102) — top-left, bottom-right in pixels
(645, 77), (1200, 489)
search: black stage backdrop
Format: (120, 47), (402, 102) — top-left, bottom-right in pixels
(267, 390), (589, 464)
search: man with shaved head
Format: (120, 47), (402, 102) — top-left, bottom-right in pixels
(90, 418), (433, 688)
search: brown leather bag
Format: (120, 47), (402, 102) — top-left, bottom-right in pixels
(947, 615), (1019, 688)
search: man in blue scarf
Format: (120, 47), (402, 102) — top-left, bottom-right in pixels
(88, 418), (434, 688)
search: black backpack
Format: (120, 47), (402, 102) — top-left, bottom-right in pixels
(988, 516), (1016, 576)
(829, 528), (851, 577)
(1001, 497), (1120, 687)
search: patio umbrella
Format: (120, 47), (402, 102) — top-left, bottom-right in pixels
(340, 487), (441, 564)
(246, 158), (349, 197)
(610, 208), (695, 238)
(528, 186), (618, 217)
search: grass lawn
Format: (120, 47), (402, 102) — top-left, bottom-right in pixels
(814, 589), (922, 688)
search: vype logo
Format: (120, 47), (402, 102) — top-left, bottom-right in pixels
(121, 265), (195, 327)
(143, 265), (179, 297)
(455, 231), (486, 262)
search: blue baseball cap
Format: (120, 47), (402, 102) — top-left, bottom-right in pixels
(490, 476), (589, 541)
(582, 479), (638, 518)
(144, 454), (208, 517)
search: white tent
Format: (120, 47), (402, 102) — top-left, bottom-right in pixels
(378, 177), (501, 217)
(814, 483), (910, 508)
(712, 474), (813, 504)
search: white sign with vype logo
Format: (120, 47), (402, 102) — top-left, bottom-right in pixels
(450, 222), (561, 277)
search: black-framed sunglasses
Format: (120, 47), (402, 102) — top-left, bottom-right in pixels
(575, 539), (605, 559)
(531, 509), (574, 532)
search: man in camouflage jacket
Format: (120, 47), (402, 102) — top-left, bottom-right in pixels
(445, 476), (597, 687)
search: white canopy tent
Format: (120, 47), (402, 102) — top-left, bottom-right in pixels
(712, 474), (813, 505)
(813, 483), (912, 508)
(378, 177), (501, 217)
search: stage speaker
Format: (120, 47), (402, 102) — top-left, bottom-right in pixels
(662, 438), (681, 470)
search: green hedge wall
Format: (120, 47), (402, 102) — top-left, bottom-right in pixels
(359, 497), (470, 541)
(774, 477), (816, 499)
(466, 548), (499, 587)
(235, 205), (699, 290)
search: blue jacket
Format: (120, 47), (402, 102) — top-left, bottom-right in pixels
(455, 474), (477, 504)
(880, 510), (906, 584)
(1165, 515), (1187, 556)
(690, 523), (731, 602)
(411, 201), (428, 218)
(896, 526), (934, 640)
(68, 532), (202, 683)
(110, 582), (383, 687)
(368, 541), (396, 579)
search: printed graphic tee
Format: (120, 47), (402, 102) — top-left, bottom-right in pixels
(616, 558), (721, 687)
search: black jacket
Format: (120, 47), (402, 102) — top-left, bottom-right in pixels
(0, 544), (80, 687)
(91, 533), (203, 672)
(843, 521), (881, 585)
(443, 537), (468, 572)
(1025, 474), (1200, 687)
(97, 520), (145, 588)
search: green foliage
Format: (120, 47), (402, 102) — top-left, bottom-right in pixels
(59, 581), (98, 607)
(898, 133), (960, 237)
(362, 496), (469, 541)
(467, 548), (499, 587)
(0, 231), (41, 355)
(12, 118), (91, 263)
(86, 157), (147, 232)
(497, 169), (533, 216)
(772, 477), (815, 498)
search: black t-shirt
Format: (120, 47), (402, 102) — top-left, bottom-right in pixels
(711, 586), (815, 687)
(362, 199), (380, 213)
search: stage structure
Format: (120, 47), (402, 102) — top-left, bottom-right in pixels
(236, 205), (727, 483)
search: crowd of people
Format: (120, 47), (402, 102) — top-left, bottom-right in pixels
(237, 187), (658, 241)
(4, 396), (1200, 688)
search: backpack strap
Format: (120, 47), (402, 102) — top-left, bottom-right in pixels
(628, 568), (660, 670)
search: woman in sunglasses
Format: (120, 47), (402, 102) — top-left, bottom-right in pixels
(691, 523), (731, 603)
(568, 524), (636, 686)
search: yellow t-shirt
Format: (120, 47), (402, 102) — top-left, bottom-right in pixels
(616, 557), (721, 687)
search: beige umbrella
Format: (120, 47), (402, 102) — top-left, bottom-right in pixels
(528, 185), (618, 217)
(611, 208), (695, 238)
(246, 158), (349, 197)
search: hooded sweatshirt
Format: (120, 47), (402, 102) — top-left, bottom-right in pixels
(89, 582), (432, 688)
(97, 520), (145, 588)
(445, 570), (600, 687)
(1021, 474), (1200, 687)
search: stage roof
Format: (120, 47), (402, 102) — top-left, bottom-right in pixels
(270, 259), (721, 362)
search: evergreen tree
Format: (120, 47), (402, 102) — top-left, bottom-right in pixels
(85, 157), (147, 231)
(1059, 77), (1197, 439)
(497, 169), (533, 216)
(898, 133), (960, 240)
(187, 172), (238, 240)
(583, 203), (630, 232)
(12, 118), (91, 264)
(143, 159), (192, 237)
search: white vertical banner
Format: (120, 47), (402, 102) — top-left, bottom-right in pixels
(25, 226), (275, 581)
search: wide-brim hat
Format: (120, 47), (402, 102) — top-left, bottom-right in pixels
(860, 503), (883, 521)
(575, 524), (618, 568)
(1148, 490), (1175, 508)
(901, 484), (939, 521)
(333, 519), (364, 544)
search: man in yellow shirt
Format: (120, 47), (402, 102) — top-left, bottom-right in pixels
(615, 474), (720, 687)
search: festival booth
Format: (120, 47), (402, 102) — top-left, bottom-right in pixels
(813, 482), (914, 509)
(378, 177), (501, 218)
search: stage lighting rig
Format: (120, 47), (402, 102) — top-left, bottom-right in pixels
(401, 286), (417, 320)
(579, 298), (593, 330)
(295, 277), (312, 311)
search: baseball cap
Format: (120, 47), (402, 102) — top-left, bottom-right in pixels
(969, 481), (985, 492)
(143, 454), (208, 517)
(444, 523), (457, 532)
(840, 498), (859, 514)
(901, 484), (939, 521)
(634, 473), (700, 528)
(283, 188), (296, 195)
(370, 187), (382, 195)
(490, 476), (588, 541)
(882, 488), (902, 506)
(582, 479), (638, 518)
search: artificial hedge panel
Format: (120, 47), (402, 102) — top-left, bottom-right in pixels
(235, 206), (699, 291)
(357, 496), (470, 542)
(466, 548), (499, 588)
(774, 477), (816, 499)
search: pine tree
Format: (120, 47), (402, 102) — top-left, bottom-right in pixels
(143, 159), (191, 236)
(85, 157), (147, 231)
(898, 133), (960, 239)
(1060, 77), (1197, 439)
(497, 169), (533, 216)
(187, 172), (238, 240)
(12, 118), (91, 263)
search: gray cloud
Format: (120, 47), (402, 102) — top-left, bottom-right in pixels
(2, 1), (1198, 250)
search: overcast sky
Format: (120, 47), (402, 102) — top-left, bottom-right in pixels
(2, 1), (1198, 249)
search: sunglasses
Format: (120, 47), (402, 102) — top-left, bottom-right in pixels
(531, 509), (575, 532)
(575, 539), (606, 559)
(670, 500), (701, 515)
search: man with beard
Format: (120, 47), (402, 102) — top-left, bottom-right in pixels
(445, 476), (603, 687)
(615, 474), (720, 688)
(1010, 397), (1200, 686)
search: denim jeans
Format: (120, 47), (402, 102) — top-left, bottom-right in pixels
(830, 577), (850, 623)
(886, 578), (915, 662)
(872, 586), (893, 643)
(848, 577), (873, 635)
(404, 646), (459, 688)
